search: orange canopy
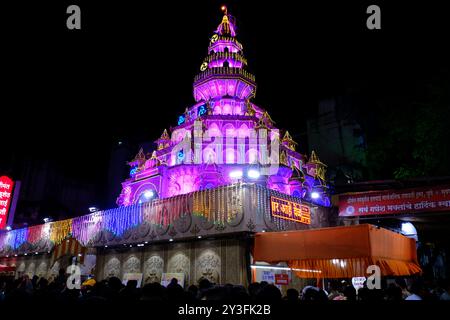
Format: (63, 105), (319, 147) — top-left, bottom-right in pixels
(253, 224), (421, 278)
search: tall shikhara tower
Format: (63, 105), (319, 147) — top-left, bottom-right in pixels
(117, 7), (330, 207)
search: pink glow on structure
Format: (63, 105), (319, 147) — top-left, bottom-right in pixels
(247, 149), (258, 163)
(203, 148), (217, 164)
(226, 148), (235, 164)
(238, 125), (250, 138)
(222, 104), (232, 115)
(206, 123), (222, 137)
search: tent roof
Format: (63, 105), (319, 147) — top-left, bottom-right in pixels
(253, 224), (421, 278)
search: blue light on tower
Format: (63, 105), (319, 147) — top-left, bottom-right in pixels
(177, 150), (185, 163)
(178, 115), (185, 125)
(130, 167), (138, 176)
(198, 104), (207, 117)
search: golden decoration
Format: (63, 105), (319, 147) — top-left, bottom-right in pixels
(282, 131), (298, 151)
(211, 34), (219, 43)
(200, 61), (208, 71)
(49, 219), (73, 245)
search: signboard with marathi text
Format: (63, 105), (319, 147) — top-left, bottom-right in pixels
(274, 273), (289, 286)
(339, 185), (450, 217)
(270, 196), (311, 225)
(0, 176), (14, 230)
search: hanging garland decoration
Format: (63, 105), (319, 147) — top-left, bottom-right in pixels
(13, 228), (28, 249)
(0, 228), (27, 250)
(192, 191), (200, 216)
(102, 204), (142, 236)
(49, 219), (73, 245)
(72, 213), (103, 246)
(27, 224), (47, 244)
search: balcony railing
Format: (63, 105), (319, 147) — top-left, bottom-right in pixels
(194, 67), (256, 84)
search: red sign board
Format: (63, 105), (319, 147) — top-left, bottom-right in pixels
(270, 196), (311, 224)
(339, 185), (450, 217)
(275, 273), (289, 286)
(0, 176), (14, 230)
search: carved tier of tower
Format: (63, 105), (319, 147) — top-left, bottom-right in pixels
(117, 8), (330, 207)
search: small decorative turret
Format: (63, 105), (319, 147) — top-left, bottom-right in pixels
(216, 6), (236, 37)
(156, 129), (171, 150)
(289, 162), (305, 184)
(128, 148), (147, 175)
(282, 131), (298, 151)
(303, 151), (327, 181)
(245, 99), (256, 116)
(147, 150), (161, 168)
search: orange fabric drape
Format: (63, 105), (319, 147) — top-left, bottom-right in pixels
(51, 237), (87, 265)
(253, 224), (421, 278)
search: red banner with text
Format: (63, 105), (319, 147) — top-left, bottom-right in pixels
(0, 176), (14, 230)
(339, 185), (450, 217)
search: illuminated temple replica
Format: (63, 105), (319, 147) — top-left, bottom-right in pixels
(0, 8), (333, 286)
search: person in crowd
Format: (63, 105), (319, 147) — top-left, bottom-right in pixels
(385, 283), (403, 301)
(248, 282), (261, 301)
(198, 278), (213, 300)
(140, 282), (165, 302)
(284, 288), (299, 302)
(256, 284), (282, 302)
(186, 284), (198, 302)
(119, 279), (140, 303)
(439, 280), (450, 300)
(405, 280), (425, 300)
(327, 281), (341, 300)
(395, 278), (411, 299)
(343, 285), (356, 301)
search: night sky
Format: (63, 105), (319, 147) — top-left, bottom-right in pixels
(2, 1), (449, 199)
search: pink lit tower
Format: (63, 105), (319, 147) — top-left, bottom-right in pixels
(117, 7), (330, 207)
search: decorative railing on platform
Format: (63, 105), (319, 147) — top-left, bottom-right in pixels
(0, 184), (318, 256)
(194, 67), (256, 83)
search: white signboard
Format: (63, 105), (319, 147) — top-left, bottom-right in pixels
(262, 270), (275, 284)
(122, 273), (143, 288)
(352, 276), (366, 290)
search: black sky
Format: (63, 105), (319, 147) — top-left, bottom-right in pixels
(2, 1), (449, 187)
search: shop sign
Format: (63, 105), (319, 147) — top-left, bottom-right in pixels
(270, 196), (311, 224)
(274, 273), (289, 285)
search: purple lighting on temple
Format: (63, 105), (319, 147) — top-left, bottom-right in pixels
(113, 7), (331, 208)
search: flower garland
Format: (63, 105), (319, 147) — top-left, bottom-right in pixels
(27, 224), (46, 244)
(49, 219), (73, 245)
(0, 228), (28, 249)
(72, 213), (102, 246)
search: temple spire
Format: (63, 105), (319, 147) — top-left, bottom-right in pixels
(221, 5), (228, 16)
(216, 5), (236, 37)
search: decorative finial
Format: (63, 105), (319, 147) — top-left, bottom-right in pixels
(221, 5), (228, 16)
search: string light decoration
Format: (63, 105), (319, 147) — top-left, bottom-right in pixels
(27, 224), (47, 244)
(0, 228), (27, 250)
(101, 205), (142, 236)
(49, 219), (73, 245)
